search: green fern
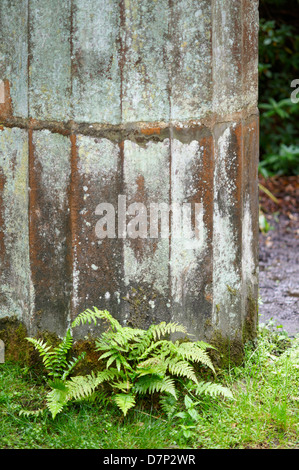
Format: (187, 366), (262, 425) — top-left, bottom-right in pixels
(19, 408), (45, 418)
(194, 381), (234, 399)
(134, 375), (177, 398)
(113, 393), (136, 416)
(176, 341), (215, 372)
(66, 369), (118, 401)
(159, 394), (178, 418)
(79, 388), (111, 406)
(24, 306), (232, 419)
(166, 358), (198, 383)
(71, 307), (121, 331)
(46, 379), (69, 419)
(26, 329), (82, 379)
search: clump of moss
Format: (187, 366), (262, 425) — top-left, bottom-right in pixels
(209, 330), (245, 369)
(0, 317), (69, 373)
(242, 294), (258, 346)
(0, 316), (30, 365)
(0, 316), (109, 378)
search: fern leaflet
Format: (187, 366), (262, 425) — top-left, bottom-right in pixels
(195, 381), (234, 399)
(113, 393), (136, 416)
(134, 375), (177, 398)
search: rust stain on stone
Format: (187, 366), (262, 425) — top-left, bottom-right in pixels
(193, 133), (214, 314)
(129, 172), (146, 255)
(200, 134), (214, 235)
(140, 126), (161, 136)
(0, 80), (13, 119)
(135, 174), (146, 201)
(0, 110), (259, 146)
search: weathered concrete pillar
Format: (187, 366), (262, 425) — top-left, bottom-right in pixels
(0, 1), (259, 356)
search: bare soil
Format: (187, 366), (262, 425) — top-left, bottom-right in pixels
(258, 176), (299, 337)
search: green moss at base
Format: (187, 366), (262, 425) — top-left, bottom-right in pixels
(0, 316), (31, 365)
(242, 294), (258, 346)
(0, 316), (103, 375)
(208, 330), (246, 369)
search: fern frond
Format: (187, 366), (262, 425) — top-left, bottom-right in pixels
(177, 342), (215, 372)
(46, 381), (69, 419)
(130, 333), (152, 358)
(61, 352), (86, 381)
(159, 394), (178, 418)
(66, 369), (118, 401)
(53, 329), (73, 356)
(136, 356), (167, 377)
(113, 393), (136, 416)
(71, 307), (121, 331)
(27, 331), (76, 379)
(49, 329), (73, 377)
(105, 352), (120, 369)
(134, 375), (177, 399)
(48, 378), (69, 391)
(19, 408), (45, 418)
(149, 322), (188, 341)
(26, 337), (52, 360)
(112, 327), (144, 347)
(136, 339), (176, 361)
(26, 337), (59, 377)
(196, 340), (216, 350)
(46, 393), (67, 419)
(137, 356), (162, 368)
(97, 350), (131, 373)
(166, 358), (198, 384)
(132, 323), (185, 358)
(195, 381), (234, 399)
(110, 379), (132, 392)
(80, 388), (111, 406)
(96, 328), (144, 354)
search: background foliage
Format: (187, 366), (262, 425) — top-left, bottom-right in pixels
(259, 0), (299, 177)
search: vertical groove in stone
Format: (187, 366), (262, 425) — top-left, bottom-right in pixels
(28, 0), (31, 120)
(242, 0), (259, 111)
(170, 0), (213, 120)
(119, 0), (126, 123)
(28, 128), (35, 327)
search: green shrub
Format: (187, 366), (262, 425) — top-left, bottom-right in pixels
(259, 4), (299, 176)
